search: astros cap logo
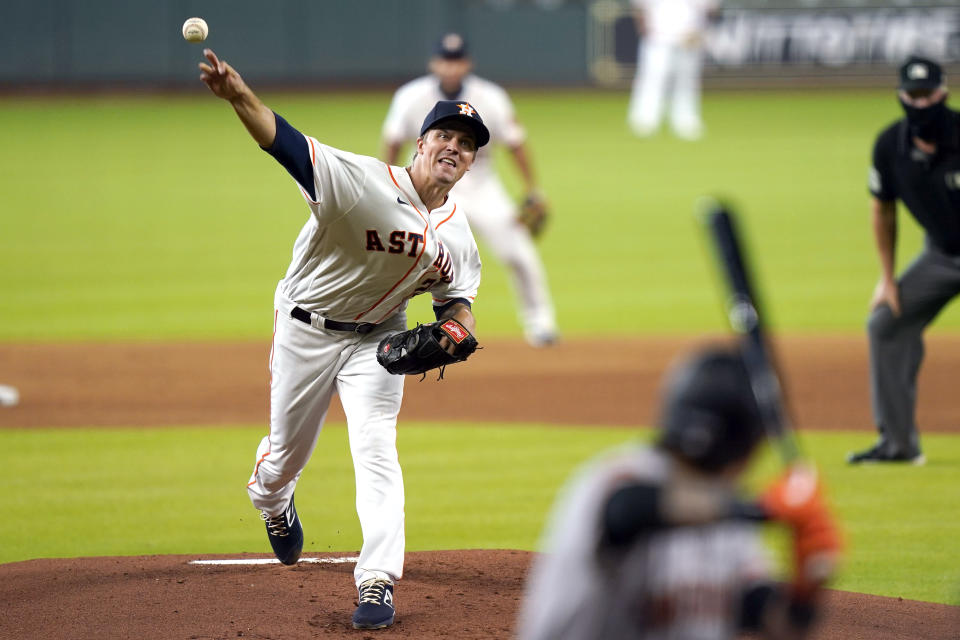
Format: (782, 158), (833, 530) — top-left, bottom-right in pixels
(443, 33), (464, 52)
(458, 103), (476, 117)
(908, 63), (929, 80)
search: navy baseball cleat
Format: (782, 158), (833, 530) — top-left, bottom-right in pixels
(352, 578), (395, 629)
(260, 494), (303, 565)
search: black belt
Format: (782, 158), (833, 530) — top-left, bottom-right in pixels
(290, 306), (378, 334)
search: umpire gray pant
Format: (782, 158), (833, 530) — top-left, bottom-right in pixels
(867, 242), (960, 457)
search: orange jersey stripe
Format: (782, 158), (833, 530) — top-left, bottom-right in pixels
(353, 165), (431, 322)
(434, 204), (456, 229)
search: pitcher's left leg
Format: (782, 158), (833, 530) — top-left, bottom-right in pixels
(337, 331), (407, 586)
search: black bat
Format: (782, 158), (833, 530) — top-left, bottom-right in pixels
(699, 198), (801, 465)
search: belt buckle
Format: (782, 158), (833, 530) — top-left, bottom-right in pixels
(355, 323), (376, 334)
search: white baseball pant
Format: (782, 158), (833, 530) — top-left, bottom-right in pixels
(247, 284), (407, 586)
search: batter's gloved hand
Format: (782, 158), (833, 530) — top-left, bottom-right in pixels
(376, 319), (479, 378)
(760, 464), (843, 598)
(517, 192), (549, 237)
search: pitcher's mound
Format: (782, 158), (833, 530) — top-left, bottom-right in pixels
(2, 549), (957, 639)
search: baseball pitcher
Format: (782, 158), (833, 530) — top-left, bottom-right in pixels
(199, 48), (488, 630)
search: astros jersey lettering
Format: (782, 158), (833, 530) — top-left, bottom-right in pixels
(280, 137), (481, 322)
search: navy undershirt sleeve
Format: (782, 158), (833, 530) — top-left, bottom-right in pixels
(262, 112), (316, 201)
(434, 298), (472, 321)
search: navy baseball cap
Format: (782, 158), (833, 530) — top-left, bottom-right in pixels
(434, 33), (468, 60)
(899, 55), (945, 91)
(420, 99), (490, 148)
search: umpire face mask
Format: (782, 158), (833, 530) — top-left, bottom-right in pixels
(899, 88), (950, 141)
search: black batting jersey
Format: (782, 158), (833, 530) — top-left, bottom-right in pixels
(869, 109), (960, 255)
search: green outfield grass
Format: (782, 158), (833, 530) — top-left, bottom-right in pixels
(1, 423), (958, 604)
(2, 90), (958, 610)
(2, 89), (959, 341)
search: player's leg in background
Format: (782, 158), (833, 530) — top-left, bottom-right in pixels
(628, 39), (670, 137)
(457, 179), (558, 346)
(669, 44), (704, 140)
(866, 247), (960, 457)
(336, 316), (407, 585)
(247, 291), (346, 516)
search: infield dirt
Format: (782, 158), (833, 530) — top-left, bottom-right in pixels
(1, 335), (958, 639)
(3, 335), (960, 431)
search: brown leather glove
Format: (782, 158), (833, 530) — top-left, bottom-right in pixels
(517, 193), (549, 237)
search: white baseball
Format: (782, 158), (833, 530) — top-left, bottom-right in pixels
(182, 17), (209, 43)
(0, 384), (19, 408)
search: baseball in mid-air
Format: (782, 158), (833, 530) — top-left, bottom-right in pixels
(182, 17), (208, 43)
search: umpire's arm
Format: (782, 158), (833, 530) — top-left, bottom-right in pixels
(870, 197), (901, 316)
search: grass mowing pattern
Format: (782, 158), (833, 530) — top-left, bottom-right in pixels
(2, 89), (958, 606)
(3, 90), (960, 341)
(2, 423), (957, 604)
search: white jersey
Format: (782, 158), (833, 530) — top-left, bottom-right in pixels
(279, 135), (481, 324)
(381, 74), (525, 189)
(518, 446), (770, 640)
(632, 0), (718, 46)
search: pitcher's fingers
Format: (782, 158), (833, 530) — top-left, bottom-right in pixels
(203, 48), (226, 74)
(198, 62), (214, 74)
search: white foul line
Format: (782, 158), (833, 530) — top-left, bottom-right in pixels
(189, 556), (359, 566)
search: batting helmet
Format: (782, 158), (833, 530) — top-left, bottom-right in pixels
(657, 346), (764, 472)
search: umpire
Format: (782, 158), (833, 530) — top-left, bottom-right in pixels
(851, 55), (960, 465)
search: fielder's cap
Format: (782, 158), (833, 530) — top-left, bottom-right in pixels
(420, 99), (490, 148)
(899, 55), (945, 91)
(435, 32), (468, 60)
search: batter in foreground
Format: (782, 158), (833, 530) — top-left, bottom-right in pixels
(199, 48), (487, 630)
(518, 345), (842, 640)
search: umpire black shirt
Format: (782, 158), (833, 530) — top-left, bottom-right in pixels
(869, 108), (960, 256)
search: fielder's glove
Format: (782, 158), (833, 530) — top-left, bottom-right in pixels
(376, 319), (479, 377)
(517, 193), (549, 237)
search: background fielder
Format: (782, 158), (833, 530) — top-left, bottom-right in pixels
(628, 0), (720, 140)
(199, 48), (488, 630)
(382, 33), (559, 347)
